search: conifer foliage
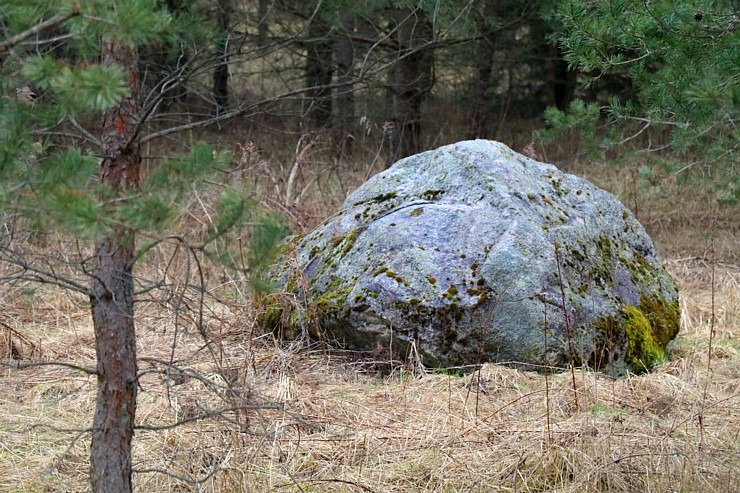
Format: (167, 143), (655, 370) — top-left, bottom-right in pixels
(0, 2), (286, 491)
(543, 0), (738, 186)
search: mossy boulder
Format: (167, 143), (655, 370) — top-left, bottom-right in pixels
(264, 140), (679, 376)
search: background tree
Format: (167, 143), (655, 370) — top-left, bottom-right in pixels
(304, 11), (334, 130)
(468, 0), (501, 139)
(213, 0), (232, 113)
(387, 5), (435, 162)
(333, 10), (356, 153)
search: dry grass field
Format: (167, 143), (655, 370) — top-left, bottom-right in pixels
(1, 136), (738, 492)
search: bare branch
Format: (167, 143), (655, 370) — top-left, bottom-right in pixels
(133, 405), (280, 432)
(618, 120), (651, 145)
(20, 31), (75, 47)
(69, 116), (103, 147)
(133, 464), (223, 486)
(3, 360), (98, 375)
(0, 248), (91, 294)
(140, 80), (355, 145)
(279, 479), (379, 493)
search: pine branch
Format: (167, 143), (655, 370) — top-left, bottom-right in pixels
(0, 6), (81, 55)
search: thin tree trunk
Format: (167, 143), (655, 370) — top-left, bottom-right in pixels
(90, 38), (141, 493)
(304, 17), (333, 130)
(469, 41), (495, 139)
(548, 43), (577, 110)
(333, 13), (355, 155)
(469, 2), (497, 139)
(257, 0), (269, 47)
(468, 0), (508, 139)
(388, 8), (433, 165)
(213, 0), (230, 114)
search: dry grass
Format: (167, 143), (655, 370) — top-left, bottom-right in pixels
(1, 258), (738, 492)
(1, 137), (738, 492)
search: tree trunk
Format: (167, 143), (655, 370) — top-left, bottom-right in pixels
(90, 38), (141, 493)
(333, 13), (355, 155)
(469, 1), (497, 139)
(304, 17), (333, 130)
(548, 43), (577, 110)
(387, 8), (434, 165)
(213, 0), (231, 114)
(257, 0), (269, 47)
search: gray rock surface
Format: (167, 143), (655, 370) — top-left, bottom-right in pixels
(264, 140), (679, 375)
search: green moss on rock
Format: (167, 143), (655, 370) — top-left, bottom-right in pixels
(329, 227), (361, 257)
(589, 294), (679, 375)
(256, 294), (284, 333)
(371, 192), (397, 202)
(421, 189), (444, 200)
(315, 286), (352, 317)
(639, 294), (680, 346)
(341, 228), (360, 255)
(625, 252), (655, 284)
(624, 305), (665, 373)
(385, 270), (406, 284)
(622, 295), (679, 374)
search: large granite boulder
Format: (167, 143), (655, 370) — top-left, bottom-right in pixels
(263, 140), (679, 375)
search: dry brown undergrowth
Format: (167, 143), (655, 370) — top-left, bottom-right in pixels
(1, 142), (738, 492)
(1, 251), (737, 492)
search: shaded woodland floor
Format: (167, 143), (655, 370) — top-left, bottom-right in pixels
(1, 138), (738, 492)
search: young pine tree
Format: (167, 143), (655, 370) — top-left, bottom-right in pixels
(0, 1), (287, 491)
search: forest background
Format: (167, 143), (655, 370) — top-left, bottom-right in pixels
(0, 1), (737, 492)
